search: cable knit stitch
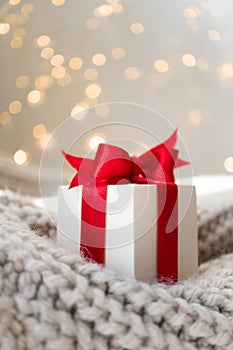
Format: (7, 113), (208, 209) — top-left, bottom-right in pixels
(0, 188), (232, 350)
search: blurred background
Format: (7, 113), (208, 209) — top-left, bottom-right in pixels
(0, 0), (233, 177)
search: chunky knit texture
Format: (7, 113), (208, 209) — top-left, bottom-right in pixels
(0, 187), (233, 350)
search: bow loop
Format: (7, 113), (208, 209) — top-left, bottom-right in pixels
(62, 130), (189, 188)
(92, 143), (133, 184)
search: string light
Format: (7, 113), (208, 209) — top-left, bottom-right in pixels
(36, 35), (51, 47)
(85, 84), (102, 98)
(50, 54), (64, 66)
(84, 68), (98, 81)
(9, 100), (22, 114)
(182, 53), (196, 67)
(13, 149), (28, 165)
(88, 135), (105, 150)
(124, 66), (140, 80)
(111, 47), (125, 60)
(130, 22), (144, 34)
(224, 157), (233, 173)
(0, 23), (10, 35)
(0, 111), (11, 125)
(16, 75), (29, 88)
(33, 124), (47, 139)
(69, 57), (83, 70)
(92, 53), (106, 66)
(154, 59), (169, 73)
(27, 90), (42, 104)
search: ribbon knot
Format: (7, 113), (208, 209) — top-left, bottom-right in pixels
(62, 129), (189, 188)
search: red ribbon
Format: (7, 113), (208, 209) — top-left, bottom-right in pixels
(62, 129), (189, 281)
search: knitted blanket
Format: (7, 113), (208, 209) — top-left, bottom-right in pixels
(0, 186), (233, 350)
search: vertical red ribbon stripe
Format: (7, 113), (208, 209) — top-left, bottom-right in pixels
(157, 184), (178, 283)
(80, 185), (107, 265)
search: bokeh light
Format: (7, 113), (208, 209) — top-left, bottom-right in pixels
(16, 75), (29, 88)
(57, 74), (71, 87)
(130, 22), (144, 34)
(188, 109), (203, 126)
(10, 37), (23, 48)
(68, 57), (83, 70)
(13, 149), (28, 165)
(71, 102), (88, 120)
(41, 47), (54, 59)
(50, 54), (64, 66)
(38, 133), (52, 150)
(9, 0), (21, 5)
(21, 3), (34, 15)
(9, 100), (22, 114)
(111, 47), (125, 60)
(154, 59), (169, 73)
(52, 0), (66, 6)
(224, 157), (233, 173)
(51, 65), (66, 79)
(111, 3), (123, 14)
(27, 90), (42, 104)
(96, 4), (113, 17)
(36, 35), (51, 47)
(182, 53), (196, 67)
(92, 53), (106, 66)
(85, 84), (102, 98)
(124, 66), (140, 79)
(35, 75), (53, 89)
(0, 111), (11, 125)
(84, 68), (98, 81)
(88, 135), (105, 150)
(0, 23), (10, 35)
(85, 18), (99, 30)
(33, 124), (47, 139)
(217, 63), (233, 80)
(183, 7), (197, 19)
(208, 30), (220, 41)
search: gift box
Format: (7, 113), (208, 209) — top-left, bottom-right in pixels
(57, 183), (197, 282)
(57, 130), (198, 283)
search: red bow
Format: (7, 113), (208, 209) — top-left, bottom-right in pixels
(62, 129), (189, 188)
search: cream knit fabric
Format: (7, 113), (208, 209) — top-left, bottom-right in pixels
(0, 187), (232, 350)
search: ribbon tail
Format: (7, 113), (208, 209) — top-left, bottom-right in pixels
(163, 128), (178, 149)
(175, 158), (190, 168)
(62, 150), (84, 170)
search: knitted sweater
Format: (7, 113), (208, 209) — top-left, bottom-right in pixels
(0, 182), (232, 349)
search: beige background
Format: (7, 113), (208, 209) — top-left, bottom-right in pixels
(0, 0), (233, 175)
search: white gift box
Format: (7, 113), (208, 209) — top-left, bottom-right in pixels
(57, 184), (198, 282)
